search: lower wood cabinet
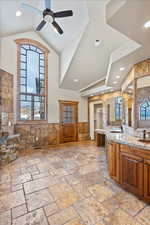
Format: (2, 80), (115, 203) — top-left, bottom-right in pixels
(108, 142), (150, 202)
(108, 142), (120, 183)
(144, 159), (150, 201)
(120, 152), (144, 196)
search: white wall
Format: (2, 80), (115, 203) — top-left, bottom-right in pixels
(89, 100), (102, 140)
(0, 31), (88, 123)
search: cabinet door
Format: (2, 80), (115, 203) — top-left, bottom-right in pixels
(120, 152), (144, 196)
(144, 160), (150, 202)
(108, 143), (120, 183)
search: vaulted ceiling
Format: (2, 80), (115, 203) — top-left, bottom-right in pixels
(0, 0), (150, 94)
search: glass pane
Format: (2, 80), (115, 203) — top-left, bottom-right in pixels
(27, 50), (40, 93)
(21, 69), (26, 77)
(21, 78), (26, 85)
(22, 44), (29, 50)
(20, 94), (26, 101)
(20, 85), (26, 92)
(40, 73), (44, 79)
(30, 45), (36, 51)
(21, 48), (26, 55)
(20, 101), (32, 120)
(40, 54), (44, 60)
(21, 54), (26, 62)
(21, 62), (26, 70)
(40, 67), (44, 74)
(146, 107), (150, 119)
(40, 60), (44, 67)
(36, 48), (43, 53)
(34, 100), (45, 120)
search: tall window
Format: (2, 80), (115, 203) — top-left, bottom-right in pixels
(140, 100), (150, 120)
(115, 97), (122, 120)
(16, 39), (48, 121)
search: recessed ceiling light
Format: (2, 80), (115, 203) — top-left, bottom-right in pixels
(113, 81), (117, 84)
(116, 75), (120, 79)
(94, 40), (102, 47)
(73, 79), (79, 82)
(120, 67), (125, 71)
(144, 21), (150, 28)
(16, 10), (22, 17)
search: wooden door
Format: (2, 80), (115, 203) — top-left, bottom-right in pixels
(59, 100), (78, 143)
(144, 159), (150, 202)
(108, 142), (120, 183)
(120, 152), (144, 196)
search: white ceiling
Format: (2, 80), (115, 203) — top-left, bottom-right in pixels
(0, 0), (87, 52)
(60, 1), (132, 91)
(0, 0), (150, 93)
(106, 0), (150, 88)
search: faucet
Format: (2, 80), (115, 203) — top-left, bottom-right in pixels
(120, 125), (123, 133)
(143, 130), (146, 139)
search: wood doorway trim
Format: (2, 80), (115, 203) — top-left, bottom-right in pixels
(59, 100), (78, 143)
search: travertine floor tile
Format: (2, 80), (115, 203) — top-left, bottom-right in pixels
(0, 141), (149, 225)
(48, 207), (78, 225)
(74, 197), (109, 224)
(88, 184), (115, 203)
(135, 206), (150, 225)
(24, 176), (53, 194)
(0, 210), (11, 225)
(0, 190), (25, 213)
(12, 173), (32, 185)
(44, 202), (59, 217)
(104, 208), (140, 225)
(12, 204), (27, 219)
(12, 208), (48, 225)
(26, 188), (54, 211)
(113, 191), (146, 216)
(56, 190), (79, 209)
(64, 218), (84, 225)
(49, 182), (75, 201)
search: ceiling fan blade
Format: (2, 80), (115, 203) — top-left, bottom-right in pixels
(54, 10), (73, 18)
(44, 0), (51, 9)
(21, 3), (42, 15)
(36, 20), (46, 31)
(52, 21), (63, 35)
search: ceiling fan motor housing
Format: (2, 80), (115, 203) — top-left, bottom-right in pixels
(43, 8), (54, 23)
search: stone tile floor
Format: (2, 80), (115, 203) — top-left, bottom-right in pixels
(0, 141), (150, 225)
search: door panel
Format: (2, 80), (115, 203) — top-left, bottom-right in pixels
(120, 152), (144, 196)
(108, 142), (120, 183)
(59, 101), (78, 143)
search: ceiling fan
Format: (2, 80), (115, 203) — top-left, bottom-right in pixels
(21, 0), (73, 35)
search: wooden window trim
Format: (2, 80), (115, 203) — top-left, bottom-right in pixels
(15, 38), (49, 123)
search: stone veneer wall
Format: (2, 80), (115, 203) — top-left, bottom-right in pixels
(0, 69), (14, 135)
(14, 122), (89, 147)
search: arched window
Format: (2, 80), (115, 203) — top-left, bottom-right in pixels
(140, 101), (150, 120)
(15, 39), (49, 121)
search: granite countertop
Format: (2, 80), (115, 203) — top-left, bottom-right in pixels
(95, 128), (150, 151)
(0, 134), (20, 145)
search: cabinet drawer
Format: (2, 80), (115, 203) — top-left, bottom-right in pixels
(120, 144), (150, 160)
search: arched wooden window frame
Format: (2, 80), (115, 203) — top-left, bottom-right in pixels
(15, 38), (49, 123)
(140, 100), (150, 120)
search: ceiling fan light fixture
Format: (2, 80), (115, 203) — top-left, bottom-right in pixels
(16, 10), (22, 17)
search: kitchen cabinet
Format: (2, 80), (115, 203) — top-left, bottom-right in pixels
(108, 142), (150, 202)
(108, 142), (120, 183)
